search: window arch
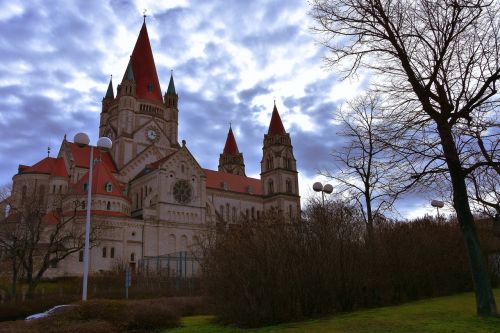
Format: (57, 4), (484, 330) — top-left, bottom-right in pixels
(268, 180), (274, 194)
(21, 185), (27, 203)
(180, 235), (188, 251)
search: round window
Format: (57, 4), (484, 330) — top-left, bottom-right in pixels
(173, 179), (192, 204)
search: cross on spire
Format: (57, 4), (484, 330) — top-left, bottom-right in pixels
(143, 9), (147, 23)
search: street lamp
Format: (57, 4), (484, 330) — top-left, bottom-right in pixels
(431, 200), (444, 220)
(313, 182), (333, 207)
(74, 132), (112, 301)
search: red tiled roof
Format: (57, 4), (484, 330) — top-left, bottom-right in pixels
(23, 157), (56, 174)
(67, 141), (117, 172)
(74, 162), (128, 200)
(268, 104), (286, 135)
(20, 157), (68, 177)
(223, 126), (239, 155)
(128, 22), (163, 102)
(203, 168), (262, 195)
(51, 158), (69, 177)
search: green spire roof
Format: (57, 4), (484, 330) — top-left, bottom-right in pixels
(105, 76), (114, 99)
(122, 60), (135, 82)
(167, 71), (176, 94)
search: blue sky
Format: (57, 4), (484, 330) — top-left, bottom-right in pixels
(0, 0), (438, 218)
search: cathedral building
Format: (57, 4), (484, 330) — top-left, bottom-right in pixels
(8, 20), (300, 276)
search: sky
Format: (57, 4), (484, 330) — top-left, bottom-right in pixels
(0, 0), (442, 218)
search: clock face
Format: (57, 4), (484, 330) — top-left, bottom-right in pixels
(173, 180), (192, 204)
(147, 129), (157, 141)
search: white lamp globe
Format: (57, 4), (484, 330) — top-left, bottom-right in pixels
(313, 182), (323, 192)
(323, 184), (333, 194)
(97, 137), (112, 150)
(74, 133), (90, 147)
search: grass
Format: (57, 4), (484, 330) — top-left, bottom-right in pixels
(165, 289), (500, 333)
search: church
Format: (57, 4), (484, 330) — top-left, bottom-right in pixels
(8, 20), (300, 276)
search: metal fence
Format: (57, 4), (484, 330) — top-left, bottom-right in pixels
(138, 251), (200, 278)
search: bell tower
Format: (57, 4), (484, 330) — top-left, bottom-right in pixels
(98, 19), (180, 172)
(261, 103), (300, 219)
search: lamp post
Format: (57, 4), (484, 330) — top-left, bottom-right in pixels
(431, 200), (444, 220)
(74, 133), (112, 301)
(313, 182), (333, 207)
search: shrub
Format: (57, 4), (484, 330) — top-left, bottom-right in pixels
(201, 202), (474, 327)
(127, 301), (179, 331)
(77, 299), (128, 328)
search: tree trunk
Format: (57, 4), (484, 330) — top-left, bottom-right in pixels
(437, 122), (497, 316)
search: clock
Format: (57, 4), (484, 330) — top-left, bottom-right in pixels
(147, 129), (157, 141)
(173, 180), (192, 204)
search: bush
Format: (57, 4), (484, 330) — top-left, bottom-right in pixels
(127, 301), (179, 331)
(201, 203), (473, 327)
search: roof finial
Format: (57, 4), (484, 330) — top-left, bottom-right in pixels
(143, 9), (147, 23)
(47, 146), (51, 157)
(229, 121), (232, 129)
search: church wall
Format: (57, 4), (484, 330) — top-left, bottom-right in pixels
(207, 189), (264, 222)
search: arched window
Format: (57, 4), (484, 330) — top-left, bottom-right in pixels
(110, 247), (115, 259)
(251, 207), (255, 219)
(220, 205), (224, 219)
(21, 185), (27, 203)
(268, 180), (274, 194)
(226, 204), (230, 221)
(102, 247), (107, 258)
(168, 234), (176, 253)
(106, 201), (111, 210)
(38, 185), (45, 204)
(286, 179), (292, 193)
(180, 235), (188, 251)
(83, 182), (88, 192)
(59, 185), (62, 193)
(289, 205), (293, 219)
(130, 252), (135, 262)
(232, 207), (236, 222)
(105, 182), (112, 193)
(81, 201), (86, 210)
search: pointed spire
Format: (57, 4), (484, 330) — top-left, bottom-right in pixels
(223, 125), (240, 155)
(268, 102), (286, 135)
(123, 20), (162, 101)
(167, 70), (176, 95)
(122, 60), (135, 82)
(105, 75), (114, 99)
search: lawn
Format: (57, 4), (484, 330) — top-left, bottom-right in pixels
(165, 289), (500, 333)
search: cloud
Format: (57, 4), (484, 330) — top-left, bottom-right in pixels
(0, 0), (435, 219)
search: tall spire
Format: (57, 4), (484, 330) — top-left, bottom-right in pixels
(124, 20), (162, 101)
(268, 102), (286, 135)
(219, 124), (245, 176)
(167, 70), (176, 95)
(122, 60), (135, 82)
(105, 76), (114, 99)
(223, 125), (239, 155)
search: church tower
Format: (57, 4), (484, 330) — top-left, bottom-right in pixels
(218, 125), (245, 176)
(98, 19), (180, 173)
(261, 103), (300, 219)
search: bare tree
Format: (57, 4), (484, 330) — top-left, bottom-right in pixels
(311, 0), (499, 315)
(324, 94), (406, 241)
(0, 185), (99, 298)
